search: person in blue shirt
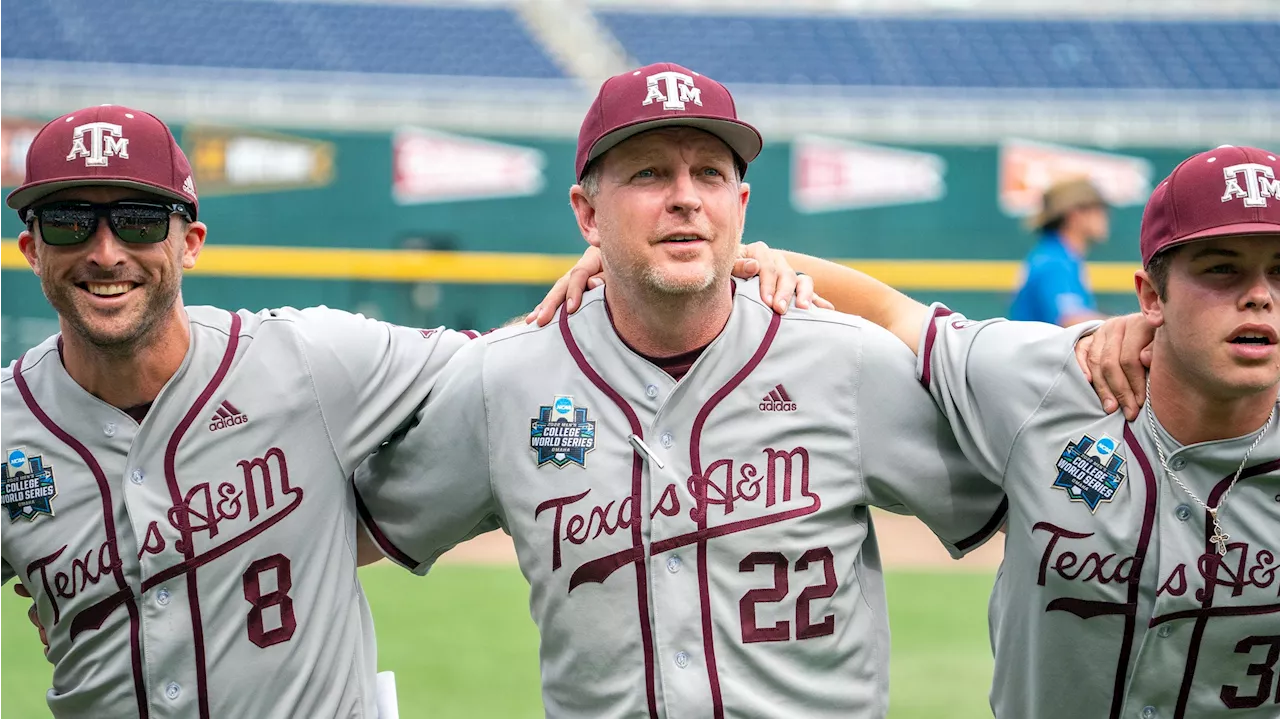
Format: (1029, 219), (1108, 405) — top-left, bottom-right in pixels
(1010, 177), (1111, 326)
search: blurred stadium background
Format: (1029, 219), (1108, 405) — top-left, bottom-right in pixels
(1, 0), (1278, 716)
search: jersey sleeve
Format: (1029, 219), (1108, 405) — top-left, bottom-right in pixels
(2, 557), (14, 585)
(856, 322), (1007, 558)
(1028, 260), (1096, 324)
(915, 304), (1099, 487)
(352, 338), (502, 574)
(283, 307), (475, 477)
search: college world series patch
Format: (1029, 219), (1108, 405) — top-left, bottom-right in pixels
(1052, 434), (1125, 513)
(1, 448), (58, 521)
(531, 396), (596, 468)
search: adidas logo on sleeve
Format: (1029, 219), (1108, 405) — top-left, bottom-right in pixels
(208, 400), (249, 431)
(758, 384), (797, 412)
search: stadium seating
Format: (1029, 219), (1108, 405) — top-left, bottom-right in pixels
(4, 0), (1275, 93)
(0, 0), (565, 79)
(596, 12), (1280, 92)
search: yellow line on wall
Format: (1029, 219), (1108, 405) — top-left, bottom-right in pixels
(0, 240), (1140, 293)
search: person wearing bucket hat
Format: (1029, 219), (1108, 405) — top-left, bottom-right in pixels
(2, 102), (812, 717)
(1010, 176), (1112, 326)
(353, 62), (1007, 718)
(729, 145), (1280, 718)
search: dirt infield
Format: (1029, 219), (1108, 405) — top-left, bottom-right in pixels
(437, 509), (1004, 570)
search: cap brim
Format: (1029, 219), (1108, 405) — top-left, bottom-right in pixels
(1174, 221), (1280, 246)
(6, 178), (192, 214)
(584, 116), (763, 179)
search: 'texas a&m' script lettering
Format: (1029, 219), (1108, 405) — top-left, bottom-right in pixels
(1036, 523), (1280, 710)
(1034, 522), (1280, 599)
(534, 447), (822, 591)
(29, 449), (304, 644)
(165, 447), (303, 555)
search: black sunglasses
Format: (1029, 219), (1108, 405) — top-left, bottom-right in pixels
(24, 200), (193, 246)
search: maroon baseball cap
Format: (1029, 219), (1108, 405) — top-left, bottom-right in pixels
(575, 62), (762, 181)
(6, 104), (198, 218)
(1140, 145), (1280, 265)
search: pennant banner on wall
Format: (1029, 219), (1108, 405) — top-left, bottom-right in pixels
(393, 128), (545, 205)
(791, 135), (946, 213)
(999, 139), (1153, 217)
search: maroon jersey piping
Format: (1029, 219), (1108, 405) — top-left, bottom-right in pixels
(13, 352), (151, 718)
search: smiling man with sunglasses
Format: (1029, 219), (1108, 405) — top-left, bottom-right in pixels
(0, 104), (487, 719)
(19, 194), (197, 356)
(0, 104), (817, 719)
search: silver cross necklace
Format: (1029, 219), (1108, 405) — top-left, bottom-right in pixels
(1144, 375), (1276, 556)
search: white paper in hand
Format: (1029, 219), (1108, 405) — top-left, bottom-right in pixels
(376, 671), (399, 719)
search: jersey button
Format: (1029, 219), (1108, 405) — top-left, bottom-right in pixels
(1141, 706), (1156, 719)
(1174, 504), (1192, 522)
(674, 651), (690, 669)
(103, 422), (118, 438)
(660, 432), (674, 449)
(156, 588), (171, 607)
(165, 682), (181, 700)
(1157, 625), (1171, 638)
(645, 384), (659, 399)
(130, 469), (145, 485)
(666, 556), (682, 573)
(1170, 457), (1187, 471)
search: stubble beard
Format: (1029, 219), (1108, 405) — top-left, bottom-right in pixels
(603, 237), (737, 301)
(44, 262), (183, 356)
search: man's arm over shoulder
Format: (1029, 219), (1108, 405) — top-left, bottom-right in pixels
(352, 338), (502, 574)
(275, 306), (474, 476)
(917, 305), (1098, 484)
(854, 322), (1007, 557)
(780, 251), (930, 351)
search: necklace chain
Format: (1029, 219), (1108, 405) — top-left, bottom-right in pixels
(1143, 375), (1275, 556)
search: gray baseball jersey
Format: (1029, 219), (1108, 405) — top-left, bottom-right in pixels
(918, 305), (1280, 719)
(1, 305), (471, 719)
(354, 279), (1008, 719)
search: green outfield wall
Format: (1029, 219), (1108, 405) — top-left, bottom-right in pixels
(1, 118), (1203, 362)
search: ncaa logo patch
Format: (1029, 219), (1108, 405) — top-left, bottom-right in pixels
(530, 395), (596, 468)
(1052, 434), (1125, 513)
(1, 448), (58, 521)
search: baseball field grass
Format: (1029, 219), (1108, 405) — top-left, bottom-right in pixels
(1, 565), (995, 718)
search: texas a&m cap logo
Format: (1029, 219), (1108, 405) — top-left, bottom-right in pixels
(6, 104), (199, 217)
(66, 121), (130, 167)
(643, 70), (703, 111)
(1222, 162), (1277, 208)
(575, 62), (762, 181)
(1140, 145), (1280, 265)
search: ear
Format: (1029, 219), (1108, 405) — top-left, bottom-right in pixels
(1135, 270), (1165, 329)
(17, 229), (41, 276)
(737, 181), (751, 234)
(181, 221), (208, 270)
(569, 185), (601, 249)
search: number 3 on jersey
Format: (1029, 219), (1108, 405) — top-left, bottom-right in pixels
(242, 554), (297, 648)
(738, 547), (837, 643)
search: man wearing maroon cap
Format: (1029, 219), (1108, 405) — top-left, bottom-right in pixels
(0, 103), (815, 718)
(0, 103), (492, 718)
(353, 62), (1008, 718)
(772, 145), (1280, 718)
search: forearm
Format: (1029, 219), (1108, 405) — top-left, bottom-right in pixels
(782, 251), (931, 353)
(356, 523), (384, 567)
